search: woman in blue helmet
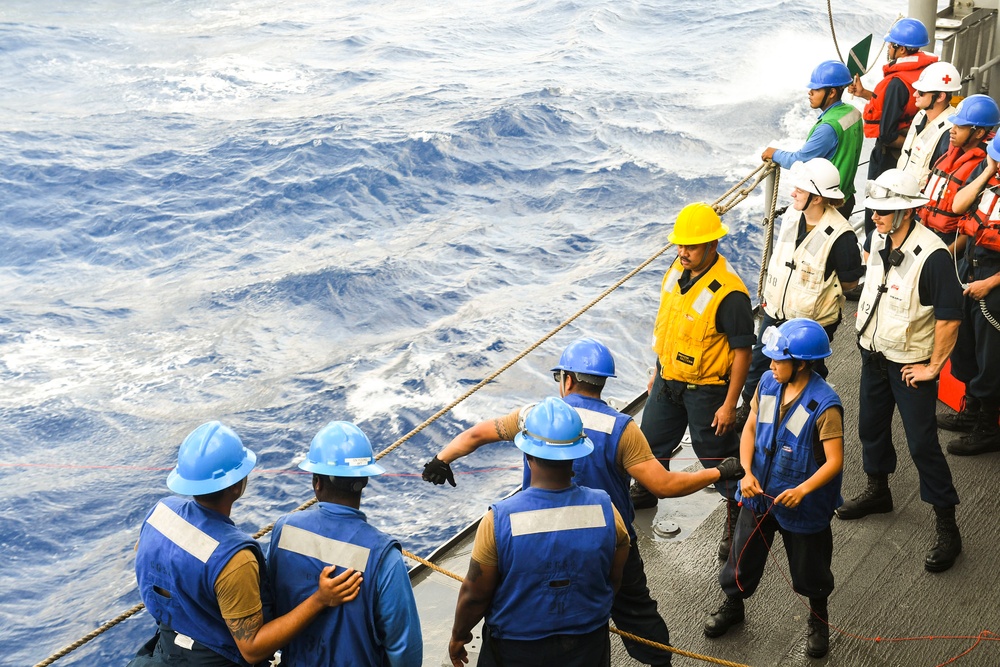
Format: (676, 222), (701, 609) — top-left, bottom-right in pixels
(702, 319), (844, 660)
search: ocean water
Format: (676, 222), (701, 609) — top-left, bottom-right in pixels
(0, 1), (902, 664)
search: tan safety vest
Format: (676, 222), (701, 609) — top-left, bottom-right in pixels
(761, 206), (855, 326)
(897, 106), (955, 190)
(857, 222), (947, 363)
(652, 255), (749, 385)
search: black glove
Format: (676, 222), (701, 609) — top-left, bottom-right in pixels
(716, 457), (745, 482)
(422, 456), (457, 487)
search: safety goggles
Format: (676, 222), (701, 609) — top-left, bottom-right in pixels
(865, 182), (896, 200)
(761, 326), (789, 356)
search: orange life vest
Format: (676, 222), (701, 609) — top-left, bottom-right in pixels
(961, 174), (1000, 253)
(919, 143), (988, 234)
(863, 51), (938, 139)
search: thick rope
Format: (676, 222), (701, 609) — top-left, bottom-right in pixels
(827, 0), (845, 64)
(756, 163), (782, 301)
(31, 164), (773, 667)
(32, 604), (146, 667)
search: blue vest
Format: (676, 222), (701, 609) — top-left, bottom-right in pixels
(744, 372), (843, 534)
(487, 485), (616, 641)
(267, 503), (399, 667)
(135, 496), (263, 666)
(521, 393), (635, 540)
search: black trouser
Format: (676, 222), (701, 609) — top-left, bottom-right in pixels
(610, 542), (672, 665)
(858, 349), (960, 507)
(640, 364), (739, 500)
(950, 291), (1000, 402)
(837, 193), (856, 222)
(478, 624), (610, 667)
(126, 627), (238, 667)
(719, 506), (834, 600)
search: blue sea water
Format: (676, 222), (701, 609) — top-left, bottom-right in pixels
(0, 1), (903, 664)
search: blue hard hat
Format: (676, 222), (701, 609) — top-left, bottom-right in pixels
(762, 318), (832, 361)
(551, 337), (616, 378)
(950, 94), (1000, 128)
(514, 397), (594, 461)
(299, 421), (386, 477)
(988, 133), (1000, 162)
(885, 18), (930, 49)
(807, 60), (853, 89)
(167, 421), (257, 496)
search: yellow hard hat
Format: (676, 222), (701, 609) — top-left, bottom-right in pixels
(667, 203), (728, 245)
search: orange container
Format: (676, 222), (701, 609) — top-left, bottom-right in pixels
(938, 360), (965, 412)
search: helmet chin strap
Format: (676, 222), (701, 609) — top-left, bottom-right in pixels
(890, 210), (905, 233)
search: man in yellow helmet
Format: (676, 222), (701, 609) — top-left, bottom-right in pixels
(632, 203), (755, 561)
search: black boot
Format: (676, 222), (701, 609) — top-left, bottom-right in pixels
(806, 597), (829, 658)
(717, 499), (740, 560)
(925, 505), (962, 573)
(630, 481), (658, 510)
(704, 595), (744, 638)
(947, 402), (1000, 456)
(835, 474), (893, 520)
(937, 395), (981, 432)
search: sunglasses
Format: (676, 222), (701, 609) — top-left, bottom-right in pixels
(872, 209), (896, 217)
(553, 370), (565, 383)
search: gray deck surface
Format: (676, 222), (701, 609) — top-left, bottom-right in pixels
(412, 301), (1000, 666)
(613, 300), (1000, 667)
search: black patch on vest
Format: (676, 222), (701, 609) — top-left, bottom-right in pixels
(807, 399), (819, 411)
(913, 245), (923, 256)
(708, 279), (722, 292)
(824, 225), (835, 235)
(549, 579), (570, 589)
(676, 352), (696, 366)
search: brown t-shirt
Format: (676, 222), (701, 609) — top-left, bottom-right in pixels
(496, 404), (655, 475)
(214, 548), (263, 620)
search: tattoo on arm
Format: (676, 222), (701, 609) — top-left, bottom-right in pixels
(493, 418), (508, 441)
(466, 560), (484, 583)
(225, 610), (263, 643)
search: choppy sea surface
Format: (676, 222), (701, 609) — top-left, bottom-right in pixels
(1, 1), (901, 664)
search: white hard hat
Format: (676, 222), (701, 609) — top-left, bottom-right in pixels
(864, 169), (929, 211)
(788, 158), (845, 199)
(913, 62), (962, 93)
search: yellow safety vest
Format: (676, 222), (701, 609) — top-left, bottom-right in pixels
(652, 255), (749, 385)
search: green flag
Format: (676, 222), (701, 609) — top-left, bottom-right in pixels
(847, 35), (873, 78)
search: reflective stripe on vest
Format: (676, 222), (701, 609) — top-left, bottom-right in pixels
(276, 524), (372, 572)
(575, 407), (617, 435)
(509, 504), (607, 536)
(920, 144), (987, 234)
(809, 103), (863, 198)
(965, 179), (1000, 253)
(146, 502), (220, 564)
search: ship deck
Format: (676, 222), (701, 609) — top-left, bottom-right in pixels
(411, 299), (1000, 666)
